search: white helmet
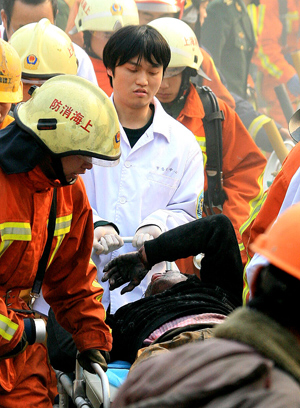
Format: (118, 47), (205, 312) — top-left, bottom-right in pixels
(74, 0), (139, 33)
(148, 17), (209, 79)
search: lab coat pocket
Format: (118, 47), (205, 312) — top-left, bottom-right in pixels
(145, 171), (180, 209)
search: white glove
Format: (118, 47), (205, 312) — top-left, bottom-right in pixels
(132, 225), (162, 249)
(93, 225), (124, 255)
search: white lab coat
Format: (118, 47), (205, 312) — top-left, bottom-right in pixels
(82, 96), (204, 313)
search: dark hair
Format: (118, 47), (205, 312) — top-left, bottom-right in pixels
(3, 0), (58, 28)
(248, 263), (300, 331)
(103, 24), (171, 87)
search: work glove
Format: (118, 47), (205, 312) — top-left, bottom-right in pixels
(102, 246), (150, 294)
(132, 224), (162, 249)
(287, 74), (300, 97)
(93, 225), (124, 255)
(77, 349), (110, 373)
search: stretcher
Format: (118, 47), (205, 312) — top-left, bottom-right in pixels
(54, 359), (131, 408)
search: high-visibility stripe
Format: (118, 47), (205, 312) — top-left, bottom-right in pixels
(257, 4), (266, 36)
(248, 115), (271, 141)
(0, 315), (18, 341)
(48, 234), (65, 267)
(257, 46), (283, 79)
(195, 135), (207, 167)
(247, 5), (258, 40)
(286, 11), (299, 33)
(0, 240), (13, 257)
(0, 222), (31, 241)
(54, 214), (72, 236)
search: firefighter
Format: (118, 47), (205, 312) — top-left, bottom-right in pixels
(0, 74), (120, 407)
(254, 0), (300, 127)
(71, 0), (139, 95)
(0, 38), (22, 128)
(9, 18), (77, 101)
(136, 0), (236, 109)
(1, 0), (98, 85)
(241, 108), (300, 302)
(149, 17), (266, 269)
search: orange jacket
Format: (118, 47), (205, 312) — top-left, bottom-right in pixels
(200, 47), (236, 110)
(177, 85), (266, 267)
(90, 56), (113, 96)
(0, 166), (112, 389)
(241, 142), (300, 280)
(255, 0), (300, 84)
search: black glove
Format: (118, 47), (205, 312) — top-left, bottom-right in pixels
(102, 246), (150, 294)
(77, 349), (110, 373)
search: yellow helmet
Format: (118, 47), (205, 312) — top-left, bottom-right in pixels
(15, 75), (121, 165)
(0, 38), (23, 103)
(148, 17), (208, 78)
(9, 18), (77, 80)
(74, 0), (139, 33)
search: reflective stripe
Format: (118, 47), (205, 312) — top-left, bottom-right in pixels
(247, 5), (258, 40)
(0, 222), (31, 241)
(257, 46), (283, 79)
(0, 240), (13, 257)
(0, 315), (18, 341)
(248, 115), (271, 141)
(195, 135), (207, 167)
(54, 214), (72, 236)
(286, 11), (299, 33)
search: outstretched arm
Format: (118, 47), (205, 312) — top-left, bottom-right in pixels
(103, 214), (243, 303)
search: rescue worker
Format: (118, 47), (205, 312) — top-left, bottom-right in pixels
(0, 38), (23, 128)
(0, 74), (120, 407)
(201, 0), (257, 100)
(254, 0), (300, 127)
(9, 18), (77, 101)
(71, 0), (139, 95)
(1, 0), (98, 86)
(113, 203), (300, 407)
(136, 0), (236, 109)
(82, 24), (204, 313)
(149, 17), (266, 268)
(241, 108), (300, 302)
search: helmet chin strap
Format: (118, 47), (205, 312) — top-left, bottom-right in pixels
(50, 156), (74, 186)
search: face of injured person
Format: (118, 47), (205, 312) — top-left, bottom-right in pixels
(144, 270), (188, 297)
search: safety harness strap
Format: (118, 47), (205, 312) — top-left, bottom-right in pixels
(30, 188), (57, 307)
(196, 86), (227, 214)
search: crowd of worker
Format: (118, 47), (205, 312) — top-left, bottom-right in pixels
(0, 0), (300, 407)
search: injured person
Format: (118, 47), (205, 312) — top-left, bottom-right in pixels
(47, 214), (243, 372)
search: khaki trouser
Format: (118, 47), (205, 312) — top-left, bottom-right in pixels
(131, 328), (214, 371)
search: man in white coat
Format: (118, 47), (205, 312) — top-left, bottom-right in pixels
(82, 24), (204, 313)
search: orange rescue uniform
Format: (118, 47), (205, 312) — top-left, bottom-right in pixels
(175, 84), (266, 273)
(90, 56), (113, 96)
(254, 0), (300, 126)
(241, 142), (300, 302)
(0, 115), (14, 130)
(0, 166), (112, 406)
(200, 47), (236, 110)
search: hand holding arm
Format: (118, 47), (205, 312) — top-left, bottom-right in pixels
(93, 225), (124, 255)
(102, 246), (150, 294)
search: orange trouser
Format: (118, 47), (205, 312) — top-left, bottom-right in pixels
(0, 343), (57, 408)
